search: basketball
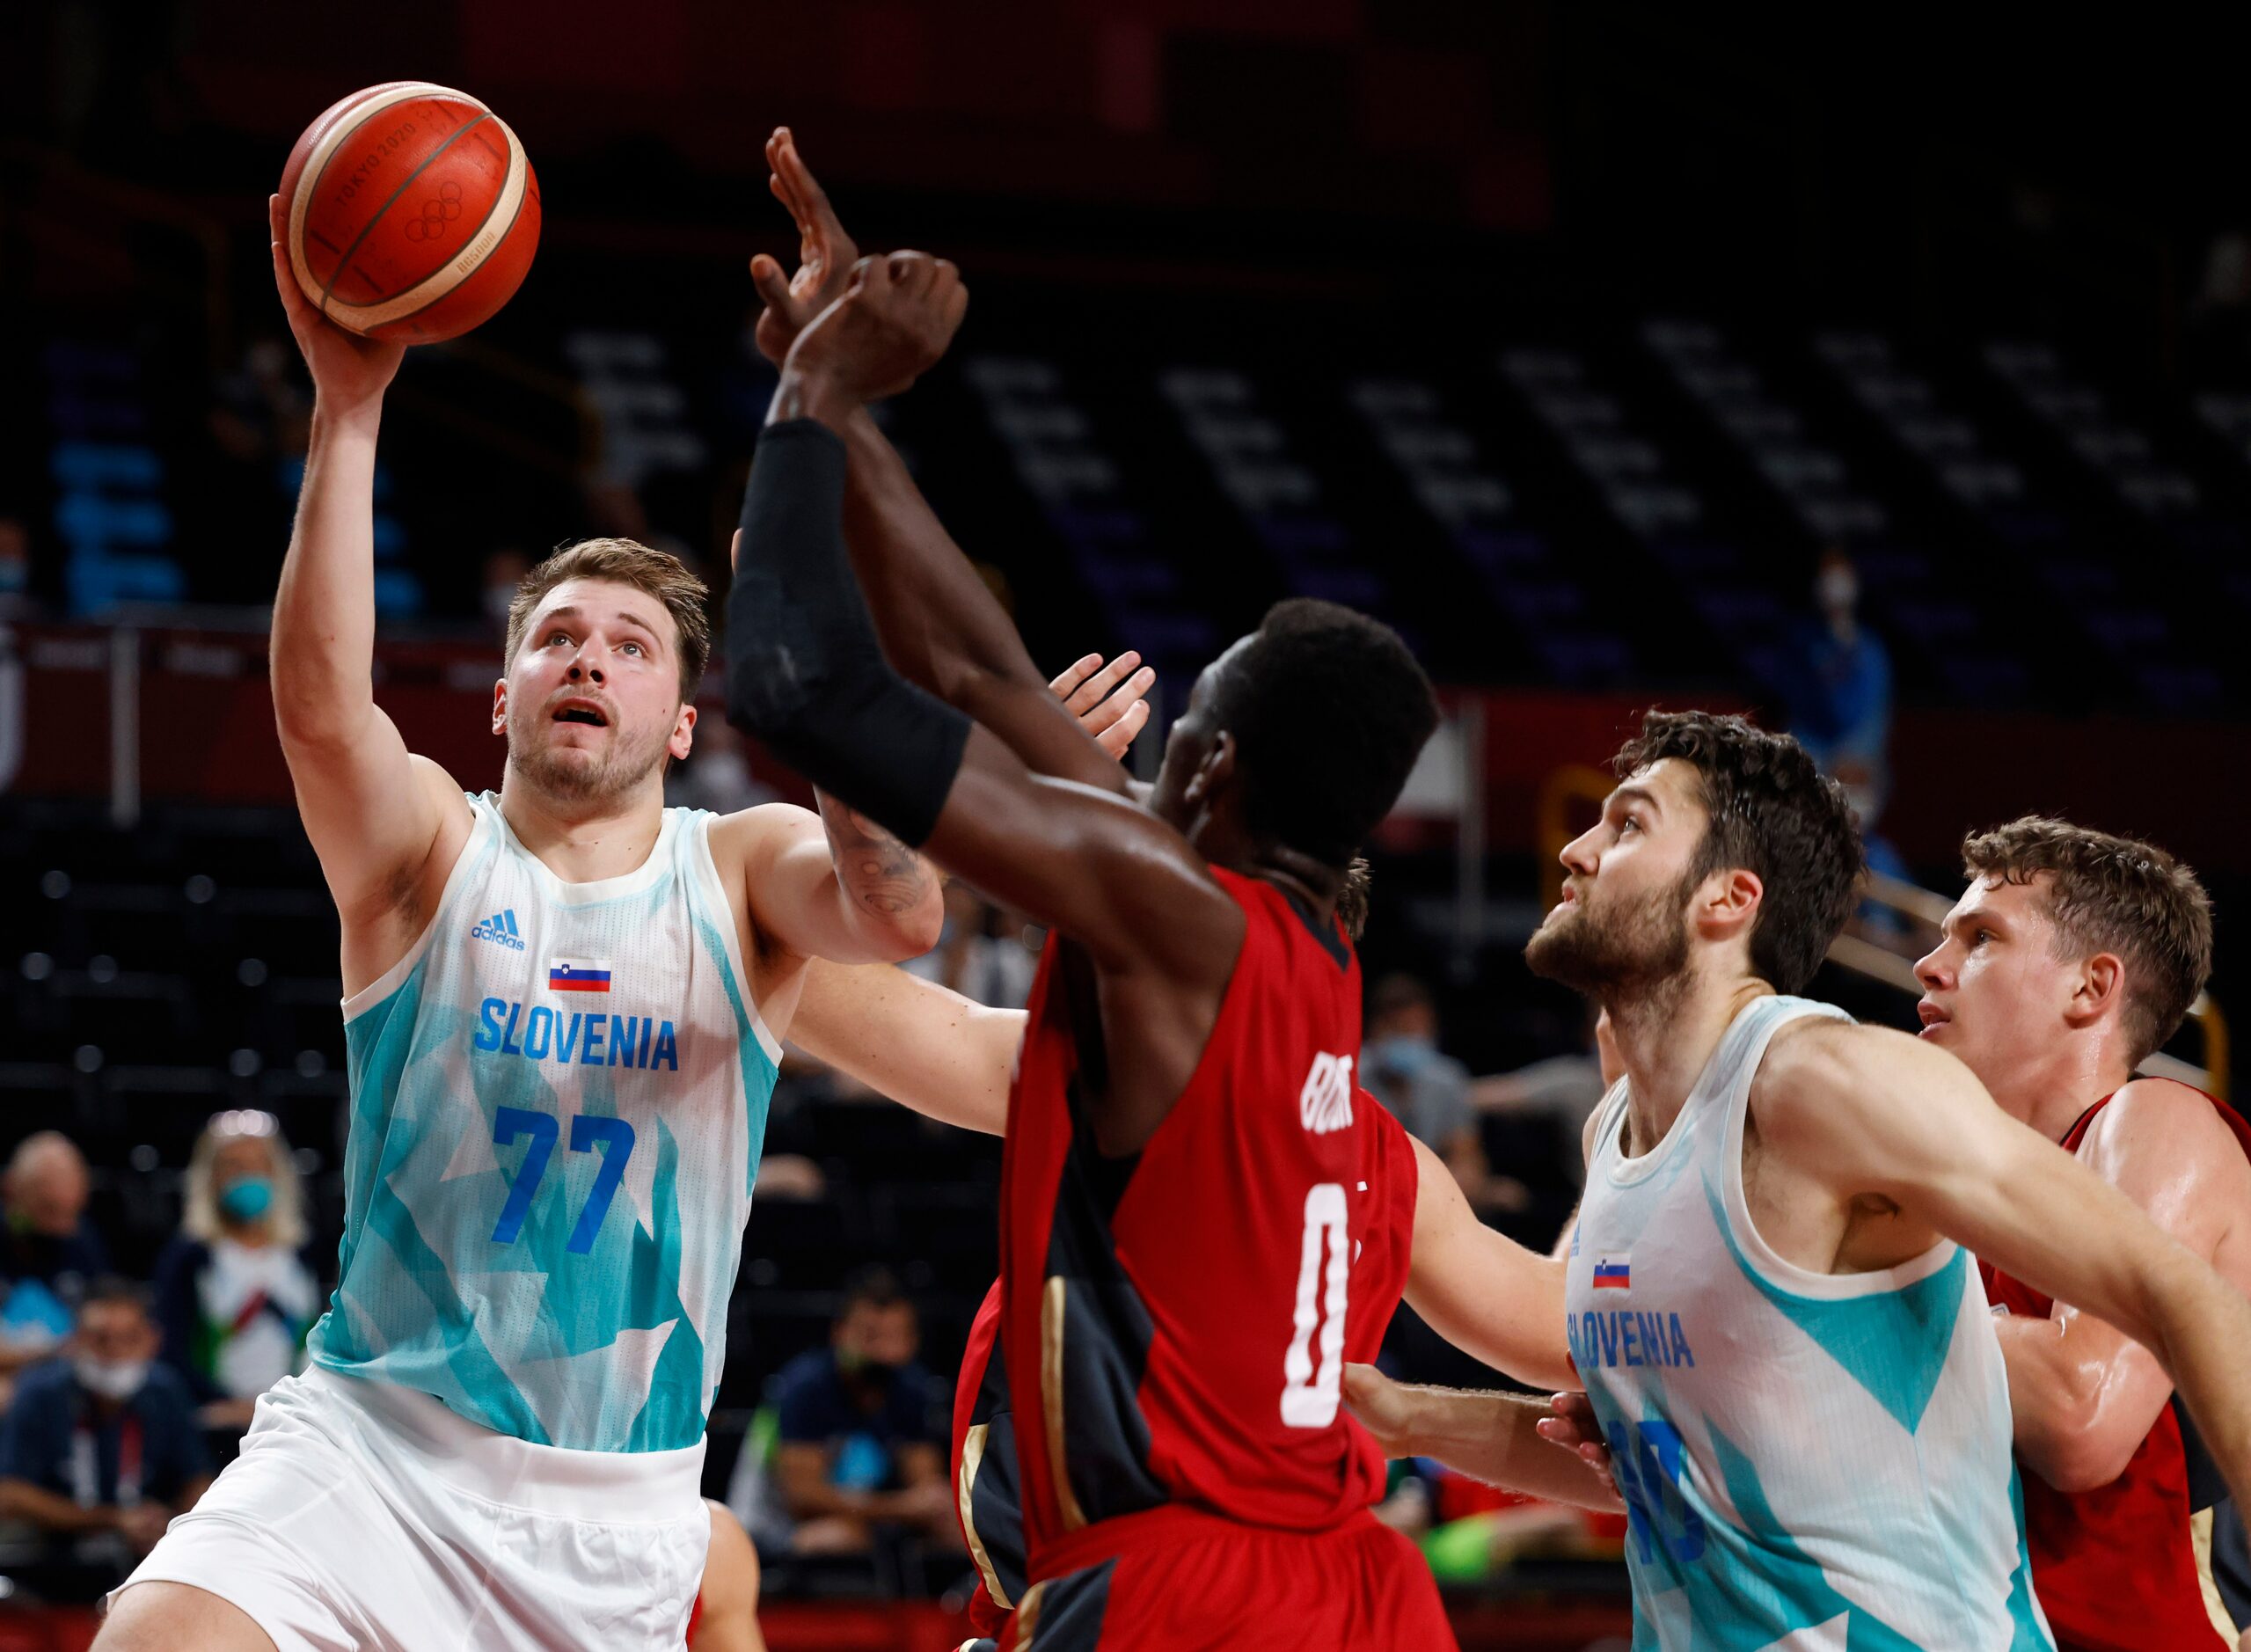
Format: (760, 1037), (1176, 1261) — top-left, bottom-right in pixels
(278, 81), (540, 344)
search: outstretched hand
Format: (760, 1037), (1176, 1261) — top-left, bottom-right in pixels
(1537, 1391), (1617, 1483)
(749, 127), (859, 367)
(1050, 651), (1155, 762)
(1341, 1362), (1414, 1455)
(267, 194), (402, 413)
(778, 252), (968, 418)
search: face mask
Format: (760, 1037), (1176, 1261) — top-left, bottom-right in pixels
(219, 1177), (274, 1222)
(1368, 1034), (1436, 1076)
(74, 1357), (148, 1402)
(1816, 570), (1859, 613)
(837, 1346), (899, 1385)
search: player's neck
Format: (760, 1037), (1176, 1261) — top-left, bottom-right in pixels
(1230, 842), (1343, 928)
(1609, 969), (1773, 1153)
(498, 774), (667, 884)
(1989, 1038), (2135, 1144)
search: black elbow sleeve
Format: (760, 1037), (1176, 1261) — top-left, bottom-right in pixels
(725, 420), (970, 847)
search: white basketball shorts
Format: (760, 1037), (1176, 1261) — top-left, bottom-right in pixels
(107, 1365), (709, 1651)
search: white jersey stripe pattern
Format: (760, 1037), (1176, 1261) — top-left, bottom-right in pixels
(1565, 994), (2053, 1651)
(308, 793), (778, 1452)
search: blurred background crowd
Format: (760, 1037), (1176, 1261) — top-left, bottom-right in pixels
(3, 4), (2247, 1646)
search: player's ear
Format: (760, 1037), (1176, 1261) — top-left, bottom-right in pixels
(671, 700), (697, 762)
(1184, 729), (1236, 806)
(492, 679), (508, 737)
(1700, 866), (1763, 941)
(2067, 951), (2127, 1031)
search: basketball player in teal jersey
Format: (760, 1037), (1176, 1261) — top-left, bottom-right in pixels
(94, 199), (951, 1652)
(1340, 713), (2251, 1650)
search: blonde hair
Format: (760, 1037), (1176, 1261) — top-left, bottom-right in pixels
(183, 1111), (307, 1250)
(504, 538), (713, 702)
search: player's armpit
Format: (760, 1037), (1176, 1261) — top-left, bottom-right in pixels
(1402, 1137), (1575, 1392)
(1758, 1018), (2251, 1515)
(920, 729), (1244, 1153)
(296, 750), (471, 995)
(925, 728), (1240, 983)
(725, 802), (944, 969)
(790, 958), (1020, 1136)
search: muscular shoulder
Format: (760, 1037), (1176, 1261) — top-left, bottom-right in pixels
(704, 800), (822, 870)
(2087, 1077), (2231, 1151)
(2078, 1079), (2249, 1231)
(1748, 1016), (1888, 1125)
(1747, 1015), (1957, 1174)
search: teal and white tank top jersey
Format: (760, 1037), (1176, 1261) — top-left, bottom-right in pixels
(1567, 995), (2053, 1651)
(309, 793), (779, 1453)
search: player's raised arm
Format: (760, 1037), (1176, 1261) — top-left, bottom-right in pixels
(745, 128), (1136, 797)
(1758, 1018), (2251, 1513)
(713, 793), (945, 973)
(780, 652), (1151, 1136)
(726, 253), (1243, 1152)
(262, 194), (469, 987)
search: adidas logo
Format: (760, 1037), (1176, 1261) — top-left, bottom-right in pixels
(470, 909), (526, 951)
(1299, 1051), (1355, 1136)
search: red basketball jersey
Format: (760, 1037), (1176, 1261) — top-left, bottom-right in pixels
(953, 1279), (1020, 1638)
(997, 867), (1415, 1577)
(1980, 1085), (2251, 1652)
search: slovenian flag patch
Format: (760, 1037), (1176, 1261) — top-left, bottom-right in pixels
(549, 960), (613, 993)
(1592, 1258), (1631, 1290)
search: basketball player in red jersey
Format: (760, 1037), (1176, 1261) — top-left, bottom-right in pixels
(725, 230), (1458, 1652)
(1914, 817), (2250, 1651)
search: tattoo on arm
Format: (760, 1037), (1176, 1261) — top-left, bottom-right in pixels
(826, 800), (937, 918)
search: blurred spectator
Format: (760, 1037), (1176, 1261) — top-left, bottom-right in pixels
(0, 1277), (210, 1599)
(0, 1131), (110, 1376)
(667, 714), (778, 816)
(1362, 975), (1497, 1207)
(1472, 1007), (1622, 1190)
(1786, 548), (1894, 833)
(150, 1111), (322, 1429)
(480, 547), (532, 638)
(208, 336), (311, 470)
(1785, 548), (1914, 919)
(770, 1268), (955, 1556)
(903, 883), (1037, 1011)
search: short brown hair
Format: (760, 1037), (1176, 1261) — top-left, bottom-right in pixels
(1961, 816), (2213, 1065)
(1614, 711), (1862, 995)
(504, 538), (711, 702)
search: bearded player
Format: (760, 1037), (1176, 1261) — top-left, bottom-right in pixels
(1916, 817), (2251, 1651)
(726, 233), (1464, 1647)
(95, 199), (947, 1652)
(1341, 712), (2251, 1649)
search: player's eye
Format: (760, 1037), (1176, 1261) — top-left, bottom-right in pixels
(545, 630), (573, 647)
(1972, 928), (1994, 947)
(619, 640), (644, 657)
(1619, 815), (1641, 834)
